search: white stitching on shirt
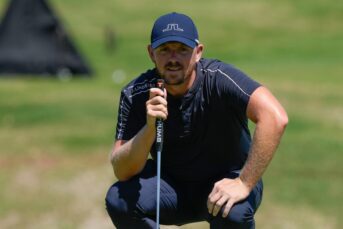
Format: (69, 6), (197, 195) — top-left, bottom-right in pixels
(117, 96), (125, 139)
(118, 78), (155, 138)
(129, 88), (151, 98)
(202, 68), (251, 97)
(124, 78), (156, 92)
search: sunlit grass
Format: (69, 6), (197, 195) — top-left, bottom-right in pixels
(0, 0), (342, 228)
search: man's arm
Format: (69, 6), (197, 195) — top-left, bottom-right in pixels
(240, 86), (288, 190)
(208, 86), (288, 217)
(110, 88), (167, 181)
(110, 125), (156, 181)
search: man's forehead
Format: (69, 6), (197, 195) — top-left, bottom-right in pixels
(156, 41), (192, 49)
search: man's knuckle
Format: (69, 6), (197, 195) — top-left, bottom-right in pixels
(210, 197), (216, 203)
(223, 206), (229, 213)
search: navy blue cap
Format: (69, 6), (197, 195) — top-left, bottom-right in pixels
(151, 12), (199, 49)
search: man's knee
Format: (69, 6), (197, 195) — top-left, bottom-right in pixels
(105, 178), (150, 216)
(105, 184), (128, 217)
(223, 179), (262, 225)
(210, 206), (255, 229)
(226, 204), (254, 224)
(210, 206), (254, 229)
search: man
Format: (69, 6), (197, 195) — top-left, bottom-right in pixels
(106, 12), (288, 229)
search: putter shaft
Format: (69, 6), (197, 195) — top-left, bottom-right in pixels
(155, 79), (164, 229)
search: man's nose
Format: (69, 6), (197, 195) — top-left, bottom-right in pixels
(169, 50), (178, 60)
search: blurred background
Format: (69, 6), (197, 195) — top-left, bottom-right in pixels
(0, 0), (342, 228)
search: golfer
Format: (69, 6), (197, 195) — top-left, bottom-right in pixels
(106, 12), (288, 229)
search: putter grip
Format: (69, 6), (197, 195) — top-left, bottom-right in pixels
(155, 79), (164, 152)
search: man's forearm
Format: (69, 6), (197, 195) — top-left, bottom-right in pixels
(239, 118), (287, 191)
(111, 125), (156, 181)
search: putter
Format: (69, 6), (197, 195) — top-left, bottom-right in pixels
(155, 79), (164, 229)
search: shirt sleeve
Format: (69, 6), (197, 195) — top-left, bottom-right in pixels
(115, 90), (145, 141)
(218, 64), (261, 113)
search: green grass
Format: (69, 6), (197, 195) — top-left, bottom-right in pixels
(0, 0), (342, 228)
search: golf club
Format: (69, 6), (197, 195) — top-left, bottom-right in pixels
(155, 79), (164, 229)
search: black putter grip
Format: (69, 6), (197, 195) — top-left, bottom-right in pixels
(155, 79), (164, 152)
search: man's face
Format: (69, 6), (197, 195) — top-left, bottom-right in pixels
(148, 42), (203, 85)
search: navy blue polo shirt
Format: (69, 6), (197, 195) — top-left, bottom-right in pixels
(115, 58), (261, 182)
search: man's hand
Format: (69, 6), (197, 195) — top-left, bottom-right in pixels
(207, 177), (250, 218)
(146, 88), (168, 128)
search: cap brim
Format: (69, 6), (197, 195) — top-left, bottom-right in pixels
(151, 36), (197, 49)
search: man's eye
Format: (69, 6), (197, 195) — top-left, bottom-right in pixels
(158, 48), (168, 53)
(179, 48), (189, 54)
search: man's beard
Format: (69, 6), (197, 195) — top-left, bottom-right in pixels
(157, 62), (188, 85)
(162, 74), (185, 86)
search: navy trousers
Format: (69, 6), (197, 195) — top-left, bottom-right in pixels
(105, 160), (263, 229)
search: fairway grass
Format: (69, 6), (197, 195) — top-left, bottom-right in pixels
(1, 0), (342, 228)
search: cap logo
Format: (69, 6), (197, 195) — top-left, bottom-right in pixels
(162, 24), (184, 32)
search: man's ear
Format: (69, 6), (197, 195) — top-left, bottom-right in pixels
(195, 44), (204, 62)
(147, 45), (156, 63)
